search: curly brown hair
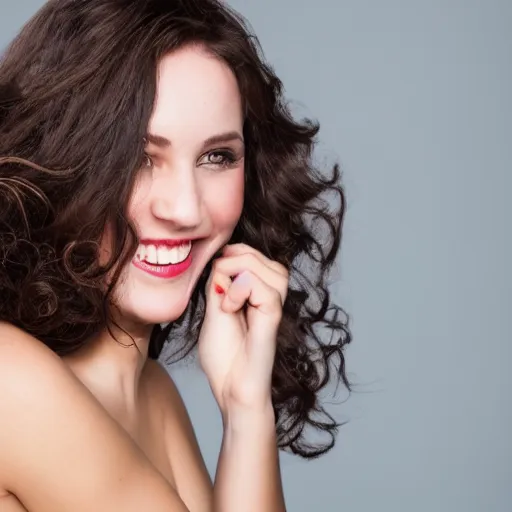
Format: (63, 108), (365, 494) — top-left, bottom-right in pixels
(0, 0), (352, 459)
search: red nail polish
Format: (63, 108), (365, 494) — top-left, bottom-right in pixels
(214, 284), (225, 295)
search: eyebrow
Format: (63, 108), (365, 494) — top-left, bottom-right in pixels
(145, 130), (245, 150)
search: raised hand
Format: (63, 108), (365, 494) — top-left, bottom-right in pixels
(198, 243), (289, 417)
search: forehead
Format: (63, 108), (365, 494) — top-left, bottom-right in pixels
(149, 46), (243, 141)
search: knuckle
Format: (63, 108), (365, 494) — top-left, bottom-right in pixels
(244, 253), (259, 265)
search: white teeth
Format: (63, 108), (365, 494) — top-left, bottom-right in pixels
(136, 245), (146, 261)
(157, 247), (171, 265)
(146, 245), (157, 264)
(176, 244), (191, 263)
(136, 241), (192, 265)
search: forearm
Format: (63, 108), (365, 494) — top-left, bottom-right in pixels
(213, 404), (286, 512)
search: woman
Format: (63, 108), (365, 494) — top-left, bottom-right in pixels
(0, 0), (351, 510)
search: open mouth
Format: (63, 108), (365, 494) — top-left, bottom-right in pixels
(133, 240), (194, 279)
(135, 240), (192, 266)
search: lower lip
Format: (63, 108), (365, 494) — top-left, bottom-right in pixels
(132, 251), (193, 279)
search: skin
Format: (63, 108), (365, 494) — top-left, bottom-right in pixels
(0, 45), (287, 512)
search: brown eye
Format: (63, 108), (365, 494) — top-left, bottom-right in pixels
(200, 150), (239, 170)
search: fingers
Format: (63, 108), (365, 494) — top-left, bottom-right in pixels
(222, 271), (283, 318)
(221, 270), (281, 371)
(205, 266), (282, 328)
(222, 244), (288, 277)
(213, 247), (289, 306)
(205, 266), (232, 304)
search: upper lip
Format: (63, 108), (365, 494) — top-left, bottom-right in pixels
(138, 238), (200, 248)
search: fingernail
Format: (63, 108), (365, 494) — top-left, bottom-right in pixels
(214, 284), (225, 295)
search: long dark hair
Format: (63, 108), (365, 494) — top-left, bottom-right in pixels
(0, 0), (352, 458)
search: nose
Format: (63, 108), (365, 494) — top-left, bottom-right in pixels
(150, 165), (203, 229)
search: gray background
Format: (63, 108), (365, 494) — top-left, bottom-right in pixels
(2, 1), (511, 511)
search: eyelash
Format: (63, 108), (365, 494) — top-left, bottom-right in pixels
(142, 149), (240, 171)
(203, 149), (239, 169)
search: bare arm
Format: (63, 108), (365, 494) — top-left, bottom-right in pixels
(148, 363), (286, 512)
(0, 324), (189, 512)
(213, 404), (286, 512)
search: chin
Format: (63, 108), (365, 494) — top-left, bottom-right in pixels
(111, 278), (196, 329)
(125, 293), (192, 327)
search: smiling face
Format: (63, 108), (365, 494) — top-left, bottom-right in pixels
(109, 45), (245, 327)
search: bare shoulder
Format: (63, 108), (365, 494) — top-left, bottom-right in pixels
(142, 360), (213, 512)
(0, 323), (188, 512)
(0, 321), (70, 405)
(0, 321), (60, 364)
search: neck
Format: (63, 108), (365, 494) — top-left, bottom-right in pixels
(63, 321), (154, 416)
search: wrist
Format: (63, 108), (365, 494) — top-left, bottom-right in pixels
(222, 400), (276, 434)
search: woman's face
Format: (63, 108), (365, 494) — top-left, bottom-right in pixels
(109, 45), (245, 326)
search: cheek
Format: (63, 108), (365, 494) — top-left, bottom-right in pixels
(126, 177), (150, 226)
(205, 169), (244, 228)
